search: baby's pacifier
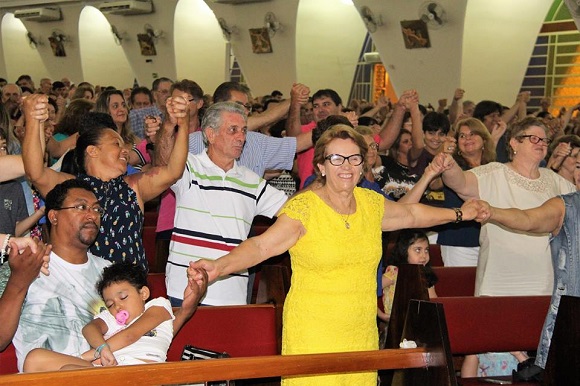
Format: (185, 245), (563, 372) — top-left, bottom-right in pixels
(116, 310), (129, 325)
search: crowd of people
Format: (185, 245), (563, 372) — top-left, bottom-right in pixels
(0, 74), (579, 384)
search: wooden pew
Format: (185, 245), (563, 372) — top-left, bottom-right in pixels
(385, 264), (429, 350)
(168, 304), (278, 360)
(434, 295), (550, 386)
(142, 226), (158, 272)
(433, 296), (550, 355)
(384, 264), (551, 384)
(432, 266), (476, 297)
(0, 344), (17, 375)
(0, 304), (279, 376)
(146, 272), (167, 299)
(0, 299), (457, 386)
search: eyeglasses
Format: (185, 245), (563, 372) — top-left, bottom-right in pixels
(517, 134), (551, 146)
(55, 204), (105, 216)
(368, 143), (379, 150)
(233, 101), (253, 113)
(324, 154), (364, 166)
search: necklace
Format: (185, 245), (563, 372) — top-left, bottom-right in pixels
(341, 213), (351, 229)
(324, 191), (354, 229)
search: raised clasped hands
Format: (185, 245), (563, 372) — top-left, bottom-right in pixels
(431, 152), (455, 173)
(397, 89), (419, 110)
(291, 83), (310, 106)
(426, 153), (453, 179)
(165, 96), (189, 127)
(22, 94), (49, 123)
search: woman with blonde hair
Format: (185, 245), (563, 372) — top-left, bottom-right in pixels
(437, 117), (497, 267)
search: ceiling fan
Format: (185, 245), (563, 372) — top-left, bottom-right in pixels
(264, 12), (283, 37)
(419, 2), (446, 29)
(360, 6), (383, 33)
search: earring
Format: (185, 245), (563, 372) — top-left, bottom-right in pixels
(321, 172), (325, 177)
(513, 150), (517, 155)
(360, 171), (363, 175)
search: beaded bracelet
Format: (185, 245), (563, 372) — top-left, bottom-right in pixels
(0, 234), (11, 266)
(453, 208), (463, 223)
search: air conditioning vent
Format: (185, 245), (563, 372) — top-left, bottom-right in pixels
(98, 0), (153, 15)
(363, 52), (382, 64)
(14, 7), (61, 22)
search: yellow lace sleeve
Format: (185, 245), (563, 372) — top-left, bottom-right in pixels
(279, 191), (313, 225)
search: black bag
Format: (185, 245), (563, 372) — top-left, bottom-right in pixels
(181, 345), (234, 386)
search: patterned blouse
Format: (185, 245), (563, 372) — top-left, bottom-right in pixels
(79, 174), (146, 271)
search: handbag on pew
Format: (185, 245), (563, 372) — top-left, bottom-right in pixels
(181, 345), (235, 386)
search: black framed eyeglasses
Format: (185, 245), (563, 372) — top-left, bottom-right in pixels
(324, 154), (364, 166)
(233, 101), (253, 113)
(54, 204), (105, 216)
(517, 134), (551, 145)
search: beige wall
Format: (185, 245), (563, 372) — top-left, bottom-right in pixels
(462, 0), (553, 105)
(174, 0), (225, 95)
(0, 0), (559, 106)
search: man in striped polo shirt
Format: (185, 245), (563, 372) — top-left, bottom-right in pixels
(166, 101), (288, 306)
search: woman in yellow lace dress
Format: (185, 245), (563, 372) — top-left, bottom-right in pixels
(190, 125), (484, 385)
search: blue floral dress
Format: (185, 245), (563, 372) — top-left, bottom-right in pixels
(79, 174), (146, 271)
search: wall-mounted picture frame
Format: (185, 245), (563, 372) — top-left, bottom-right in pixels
(249, 27), (272, 54)
(400, 20), (431, 49)
(137, 33), (157, 56)
(48, 36), (66, 57)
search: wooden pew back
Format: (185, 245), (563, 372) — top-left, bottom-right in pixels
(168, 304), (278, 360)
(0, 304), (278, 376)
(433, 296), (550, 354)
(385, 264), (430, 349)
(432, 266), (476, 297)
(0, 344), (17, 375)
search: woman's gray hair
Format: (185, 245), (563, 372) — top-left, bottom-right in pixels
(201, 101), (247, 146)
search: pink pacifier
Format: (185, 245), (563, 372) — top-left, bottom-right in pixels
(116, 310), (129, 325)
